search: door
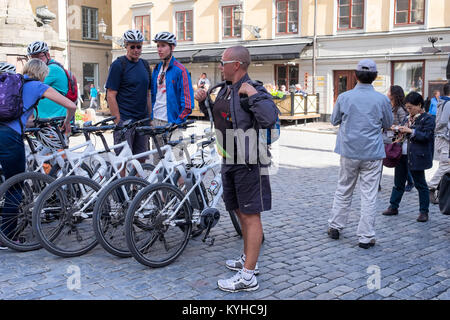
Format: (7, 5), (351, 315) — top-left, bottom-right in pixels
(334, 70), (357, 103)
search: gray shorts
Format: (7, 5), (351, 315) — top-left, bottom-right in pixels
(113, 119), (149, 156)
(222, 164), (272, 214)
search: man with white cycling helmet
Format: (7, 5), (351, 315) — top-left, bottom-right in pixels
(150, 31), (194, 164)
(27, 41), (69, 119)
(106, 29), (152, 157)
(0, 62), (16, 74)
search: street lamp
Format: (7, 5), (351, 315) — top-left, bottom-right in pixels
(98, 18), (124, 46)
(234, 3), (261, 39)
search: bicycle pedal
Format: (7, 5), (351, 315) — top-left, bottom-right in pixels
(202, 236), (215, 246)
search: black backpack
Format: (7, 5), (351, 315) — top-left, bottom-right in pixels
(438, 172), (450, 215)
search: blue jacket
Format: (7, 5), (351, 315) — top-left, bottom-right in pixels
(402, 112), (435, 171)
(331, 83), (393, 160)
(151, 57), (194, 124)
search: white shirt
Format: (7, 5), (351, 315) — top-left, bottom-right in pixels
(153, 68), (168, 121)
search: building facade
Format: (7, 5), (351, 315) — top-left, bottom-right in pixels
(30, 0), (112, 103)
(110, 0), (450, 119)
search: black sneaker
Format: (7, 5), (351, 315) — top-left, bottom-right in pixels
(327, 228), (339, 240)
(0, 241), (8, 250)
(358, 240), (376, 249)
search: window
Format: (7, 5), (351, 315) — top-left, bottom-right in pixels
(135, 15), (150, 43)
(176, 11), (193, 41)
(395, 0), (425, 25)
(337, 0), (364, 30)
(222, 6), (241, 38)
(82, 7), (98, 40)
(275, 64), (299, 88)
(392, 61), (424, 96)
(276, 0), (298, 34)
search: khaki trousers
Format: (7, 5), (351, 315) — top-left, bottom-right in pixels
(328, 156), (383, 244)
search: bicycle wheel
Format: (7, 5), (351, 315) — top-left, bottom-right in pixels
(0, 172), (55, 251)
(48, 162), (94, 179)
(228, 210), (242, 237)
(125, 183), (192, 268)
(32, 175), (100, 257)
(93, 176), (150, 258)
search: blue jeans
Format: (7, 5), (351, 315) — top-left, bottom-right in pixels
(0, 126), (26, 239)
(389, 155), (429, 214)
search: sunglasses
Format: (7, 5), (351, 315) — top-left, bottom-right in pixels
(129, 45), (142, 50)
(220, 60), (243, 66)
(159, 71), (166, 85)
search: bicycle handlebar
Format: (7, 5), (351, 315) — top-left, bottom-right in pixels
(34, 116), (66, 127)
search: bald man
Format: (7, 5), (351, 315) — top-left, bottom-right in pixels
(195, 46), (278, 292)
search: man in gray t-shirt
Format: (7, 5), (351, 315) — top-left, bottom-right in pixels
(428, 82), (450, 202)
(328, 59), (393, 249)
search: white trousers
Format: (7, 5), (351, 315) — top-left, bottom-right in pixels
(428, 137), (450, 190)
(328, 156), (383, 244)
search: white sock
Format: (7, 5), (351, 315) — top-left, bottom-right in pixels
(242, 267), (254, 281)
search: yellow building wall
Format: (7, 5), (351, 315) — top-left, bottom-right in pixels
(111, 0), (450, 45)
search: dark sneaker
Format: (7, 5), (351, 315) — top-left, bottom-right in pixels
(0, 241), (8, 250)
(225, 254), (259, 275)
(217, 271), (259, 293)
(417, 213), (429, 222)
(327, 228), (339, 240)
(358, 239), (376, 249)
(382, 207), (398, 216)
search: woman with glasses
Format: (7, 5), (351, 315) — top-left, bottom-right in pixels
(382, 92), (435, 222)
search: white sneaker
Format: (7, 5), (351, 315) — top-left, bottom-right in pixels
(225, 254), (260, 275)
(217, 271), (259, 293)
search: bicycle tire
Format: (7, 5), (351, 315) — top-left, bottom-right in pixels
(0, 172), (55, 251)
(93, 176), (150, 258)
(32, 175), (100, 257)
(48, 162), (94, 179)
(125, 182), (192, 268)
(228, 210), (242, 237)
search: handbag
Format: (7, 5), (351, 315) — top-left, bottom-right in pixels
(383, 142), (402, 168)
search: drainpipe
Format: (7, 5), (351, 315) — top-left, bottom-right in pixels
(312, 0), (317, 95)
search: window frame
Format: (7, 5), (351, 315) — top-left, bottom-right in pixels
(394, 0), (425, 26)
(222, 5), (241, 39)
(82, 6), (99, 40)
(275, 0), (299, 35)
(134, 15), (151, 44)
(337, 0), (365, 30)
(275, 64), (299, 89)
(391, 60), (426, 95)
(176, 10), (193, 42)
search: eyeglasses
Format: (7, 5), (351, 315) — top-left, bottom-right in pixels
(130, 45), (142, 50)
(220, 60), (243, 67)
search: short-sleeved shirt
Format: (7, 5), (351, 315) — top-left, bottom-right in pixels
(90, 87), (98, 99)
(4, 75), (49, 135)
(105, 57), (150, 121)
(37, 60), (68, 119)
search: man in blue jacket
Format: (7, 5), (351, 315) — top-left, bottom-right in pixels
(328, 59), (393, 249)
(151, 31), (194, 163)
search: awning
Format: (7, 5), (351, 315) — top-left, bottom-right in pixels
(142, 43), (308, 64)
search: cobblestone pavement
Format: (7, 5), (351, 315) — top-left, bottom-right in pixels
(0, 123), (449, 300)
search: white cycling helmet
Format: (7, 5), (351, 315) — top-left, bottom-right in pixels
(153, 31), (177, 47)
(123, 29), (145, 43)
(0, 62), (16, 74)
(36, 127), (66, 150)
(27, 41), (49, 56)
